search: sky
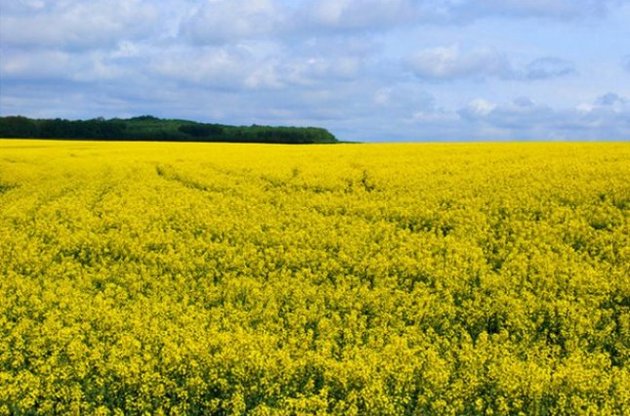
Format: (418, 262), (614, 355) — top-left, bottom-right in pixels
(1, 0), (629, 142)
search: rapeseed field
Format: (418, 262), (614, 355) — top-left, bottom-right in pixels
(0, 140), (628, 415)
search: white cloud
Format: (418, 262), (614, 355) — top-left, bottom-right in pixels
(458, 99), (499, 119)
(179, 0), (286, 44)
(150, 46), (259, 89)
(147, 41), (368, 92)
(407, 45), (512, 80)
(407, 46), (576, 81)
(0, 48), (129, 82)
(596, 92), (627, 106)
(0, 0), (47, 13)
(2, 0), (626, 54)
(452, 0), (621, 20)
(524, 57), (575, 80)
(0, 0), (160, 49)
(179, 0), (422, 44)
(300, 0), (627, 28)
(456, 94), (630, 140)
(513, 96), (536, 107)
(0, 50), (73, 79)
(303, 0), (417, 30)
(370, 85), (435, 111)
(284, 56), (363, 86)
(1, 0), (629, 141)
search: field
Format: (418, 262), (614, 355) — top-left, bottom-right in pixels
(0, 140), (628, 415)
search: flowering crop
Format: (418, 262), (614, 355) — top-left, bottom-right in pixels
(0, 140), (628, 415)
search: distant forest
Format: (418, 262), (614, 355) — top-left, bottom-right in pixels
(0, 115), (338, 144)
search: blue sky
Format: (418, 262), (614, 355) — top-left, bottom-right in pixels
(1, 0), (629, 141)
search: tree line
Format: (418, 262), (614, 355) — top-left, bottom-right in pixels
(0, 115), (338, 144)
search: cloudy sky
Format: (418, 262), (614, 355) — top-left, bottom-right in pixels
(1, 0), (629, 141)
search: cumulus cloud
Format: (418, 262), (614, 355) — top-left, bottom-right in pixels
(145, 41), (371, 92)
(523, 57), (576, 80)
(452, 0), (622, 20)
(300, 0), (627, 28)
(0, 50), (74, 80)
(177, 0), (626, 45)
(179, 0), (287, 44)
(459, 97), (556, 127)
(1, 0), (629, 141)
(284, 56), (363, 85)
(372, 85), (435, 111)
(0, 48), (130, 83)
(459, 98), (498, 118)
(2, 0), (625, 54)
(407, 46), (512, 81)
(512, 97), (536, 107)
(407, 46), (574, 81)
(456, 94), (630, 140)
(179, 0), (425, 43)
(301, 0), (418, 31)
(0, 0), (160, 49)
(596, 92), (627, 106)
(156, 46), (258, 89)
